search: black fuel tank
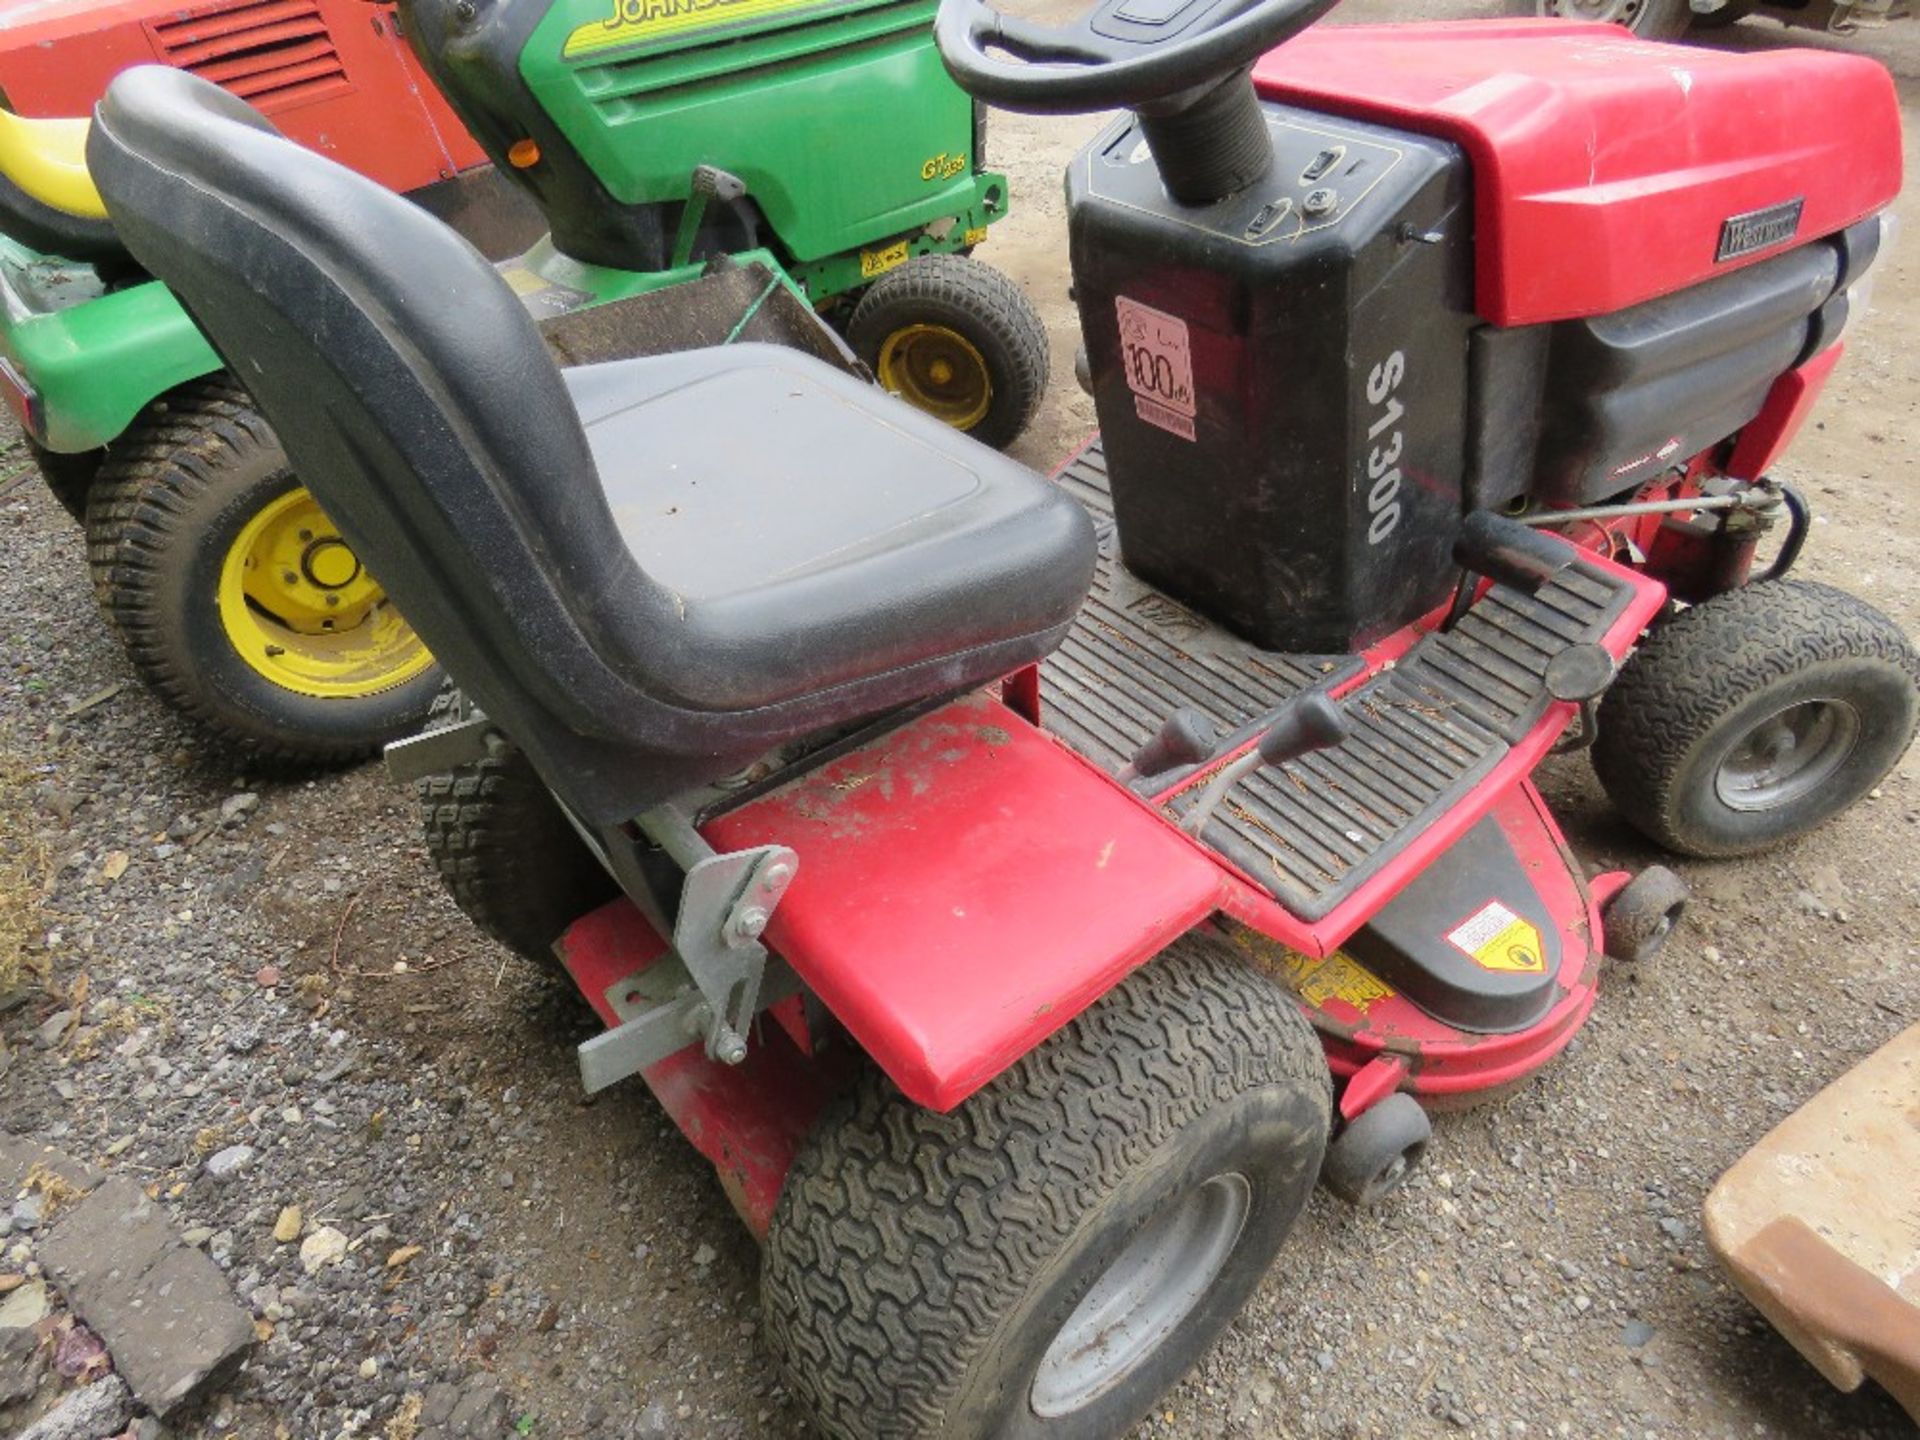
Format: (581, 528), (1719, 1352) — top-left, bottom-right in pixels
(1066, 104), (1475, 654)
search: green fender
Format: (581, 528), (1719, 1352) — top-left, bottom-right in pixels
(0, 236), (219, 454)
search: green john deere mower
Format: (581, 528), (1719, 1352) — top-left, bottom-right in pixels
(1, 0), (1045, 766)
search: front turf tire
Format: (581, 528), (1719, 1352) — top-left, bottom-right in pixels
(847, 254), (1048, 452)
(417, 689), (617, 971)
(1593, 580), (1920, 858)
(84, 378), (442, 769)
(762, 935), (1330, 1440)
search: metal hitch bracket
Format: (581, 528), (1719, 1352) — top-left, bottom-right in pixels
(576, 952), (804, 1095)
(671, 843), (798, 1063)
(383, 713), (506, 784)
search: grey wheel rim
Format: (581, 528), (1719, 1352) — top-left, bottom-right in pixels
(1029, 1172), (1251, 1419)
(1713, 699), (1863, 812)
(1535, 0), (1647, 23)
(1370, 1152), (1410, 1198)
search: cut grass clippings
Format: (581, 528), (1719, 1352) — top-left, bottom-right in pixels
(0, 740), (52, 996)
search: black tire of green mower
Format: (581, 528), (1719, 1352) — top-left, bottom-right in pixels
(24, 437), (105, 525)
(847, 253), (1049, 453)
(417, 688), (617, 972)
(1593, 580), (1920, 858)
(84, 377), (444, 769)
(762, 937), (1330, 1440)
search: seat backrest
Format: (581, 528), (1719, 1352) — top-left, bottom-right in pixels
(86, 65), (694, 812)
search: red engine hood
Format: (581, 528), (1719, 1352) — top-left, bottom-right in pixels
(0, 0), (487, 195)
(1253, 20), (1903, 326)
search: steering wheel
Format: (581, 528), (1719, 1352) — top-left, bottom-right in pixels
(934, 0), (1340, 115)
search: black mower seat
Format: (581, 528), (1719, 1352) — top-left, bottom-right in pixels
(87, 66), (1096, 825)
(0, 111), (127, 263)
(562, 351), (1084, 712)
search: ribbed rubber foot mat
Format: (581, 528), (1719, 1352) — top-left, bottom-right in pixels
(1045, 440), (1638, 922)
(1042, 444), (1354, 782)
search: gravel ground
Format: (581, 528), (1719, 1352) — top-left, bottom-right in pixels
(4, 5), (1920, 1438)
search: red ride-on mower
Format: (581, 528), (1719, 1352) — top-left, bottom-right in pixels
(84, 3), (1914, 1433)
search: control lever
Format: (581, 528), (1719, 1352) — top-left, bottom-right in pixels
(1181, 692), (1349, 835)
(1544, 642), (1618, 754)
(670, 165), (748, 270)
(1453, 511), (1577, 594)
(1446, 510), (1581, 627)
(1117, 707), (1218, 786)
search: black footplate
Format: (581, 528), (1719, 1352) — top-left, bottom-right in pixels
(1045, 441), (1639, 922)
(1042, 444), (1357, 784)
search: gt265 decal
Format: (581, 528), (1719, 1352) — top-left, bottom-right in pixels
(563, 0), (823, 58)
(1363, 349), (1406, 545)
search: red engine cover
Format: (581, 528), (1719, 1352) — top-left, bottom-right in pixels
(0, 0), (485, 194)
(1253, 20), (1903, 326)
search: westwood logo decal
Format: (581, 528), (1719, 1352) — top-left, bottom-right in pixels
(1717, 198), (1804, 263)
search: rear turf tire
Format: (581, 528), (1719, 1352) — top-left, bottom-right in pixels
(84, 378), (442, 769)
(762, 935), (1329, 1440)
(847, 254), (1048, 452)
(1593, 580), (1920, 857)
(24, 438), (104, 524)
(417, 688), (616, 970)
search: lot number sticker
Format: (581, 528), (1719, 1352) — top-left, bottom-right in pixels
(1116, 296), (1197, 442)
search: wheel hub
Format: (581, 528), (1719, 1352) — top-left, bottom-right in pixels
(1029, 1172), (1251, 1418)
(876, 323), (993, 431)
(217, 487), (431, 699)
(300, 537), (363, 591)
(1714, 698), (1863, 812)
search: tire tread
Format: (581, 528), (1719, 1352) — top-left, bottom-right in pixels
(847, 253), (1049, 452)
(416, 689), (615, 968)
(1593, 579), (1920, 856)
(762, 936), (1328, 1440)
(84, 376), (431, 770)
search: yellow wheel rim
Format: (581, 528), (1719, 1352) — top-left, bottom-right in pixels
(216, 488), (431, 700)
(876, 324), (993, 431)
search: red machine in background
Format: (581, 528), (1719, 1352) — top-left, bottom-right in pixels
(0, 0), (531, 248)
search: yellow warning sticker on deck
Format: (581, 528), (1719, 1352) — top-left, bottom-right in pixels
(1448, 900), (1545, 974)
(1283, 950), (1396, 1013)
(1221, 925), (1394, 1013)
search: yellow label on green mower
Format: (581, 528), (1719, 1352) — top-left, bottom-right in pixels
(564, 0), (827, 57)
